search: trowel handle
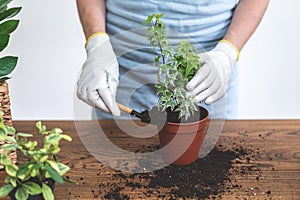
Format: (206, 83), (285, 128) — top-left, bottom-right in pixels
(117, 103), (143, 119)
(117, 103), (132, 114)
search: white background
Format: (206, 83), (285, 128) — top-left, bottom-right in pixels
(5, 0), (300, 120)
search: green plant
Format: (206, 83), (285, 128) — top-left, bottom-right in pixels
(144, 14), (203, 121)
(0, 112), (73, 200)
(0, 0), (21, 82)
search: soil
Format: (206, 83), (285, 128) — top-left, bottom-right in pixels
(149, 106), (208, 124)
(88, 140), (261, 199)
(166, 106), (208, 123)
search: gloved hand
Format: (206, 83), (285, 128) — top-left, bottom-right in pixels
(186, 40), (239, 105)
(77, 33), (120, 116)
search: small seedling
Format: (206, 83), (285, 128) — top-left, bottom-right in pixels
(0, 112), (73, 200)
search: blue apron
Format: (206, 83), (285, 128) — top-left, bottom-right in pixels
(95, 0), (239, 120)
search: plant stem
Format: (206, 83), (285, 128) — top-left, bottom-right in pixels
(158, 42), (166, 64)
(152, 20), (166, 64)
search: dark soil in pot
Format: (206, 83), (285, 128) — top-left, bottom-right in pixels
(165, 106), (208, 123)
(9, 178), (55, 200)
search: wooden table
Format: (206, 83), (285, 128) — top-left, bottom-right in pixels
(0, 120), (299, 199)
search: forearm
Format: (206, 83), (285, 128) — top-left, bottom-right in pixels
(76, 0), (106, 39)
(223, 0), (269, 51)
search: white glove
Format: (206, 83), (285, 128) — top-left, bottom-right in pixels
(186, 40), (239, 105)
(77, 33), (120, 116)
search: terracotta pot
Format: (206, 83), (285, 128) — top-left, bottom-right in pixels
(9, 178), (55, 200)
(158, 107), (209, 166)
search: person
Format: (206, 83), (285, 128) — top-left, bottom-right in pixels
(76, 0), (269, 120)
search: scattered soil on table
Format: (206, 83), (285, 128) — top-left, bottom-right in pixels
(87, 141), (261, 199)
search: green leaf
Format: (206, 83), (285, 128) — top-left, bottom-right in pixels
(0, 126), (7, 141)
(51, 127), (62, 134)
(1, 143), (17, 150)
(31, 163), (41, 170)
(45, 165), (63, 184)
(31, 169), (37, 177)
(144, 14), (154, 26)
(45, 134), (61, 144)
(155, 13), (165, 19)
(0, 34), (9, 52)
(31, 141), (38, 149)
(51, 146), (61, 154)
(40, 155), (49, 163)
(36, 121), (42, 130)
(16, 132), (33, 138)
(0, 19), (19, 34)
(5, 163), (18, 177)
(0, 184), (14, 197)
(15, 186), (29, 200)
(0, 56), (17, 77)
(23, 182), (42, 195)
(26, 150), (44, 157)
(0, 0), (12, 11)
(46, 160), (60, 172)
(0, 7), (22, 21)
(42, 183), (54, 200)
(5, 176), (17, 187)
(57, 162), (70, 175)
(23, 141), (38, 151)
(61, 134), (72, 142)
(185, 63), (192, 75)
(45, 171), (51, 179)
(0, 153), (8, 165)
(0, 76), (10, 82)
(5, 125), (15, 135)
(36, 122), (48, 134)
(18, 137), (28, 146)
(16, 163), (32, 180)
(0, 6), (7, 14)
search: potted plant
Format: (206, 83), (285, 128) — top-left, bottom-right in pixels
(144, 14), (209, 165)
(0, 0), (22, 166)
(0, 0), (21, 125)
(0, 112), (73, 200)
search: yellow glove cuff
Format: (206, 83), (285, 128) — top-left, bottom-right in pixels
(219, 39), (240, 61)
(85, 32), (109, 47)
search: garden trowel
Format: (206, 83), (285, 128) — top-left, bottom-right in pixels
(117, 103), (166, 125)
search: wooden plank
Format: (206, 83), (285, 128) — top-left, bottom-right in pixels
(218, 120), (300, 200)
(0, 120), (299, 199)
